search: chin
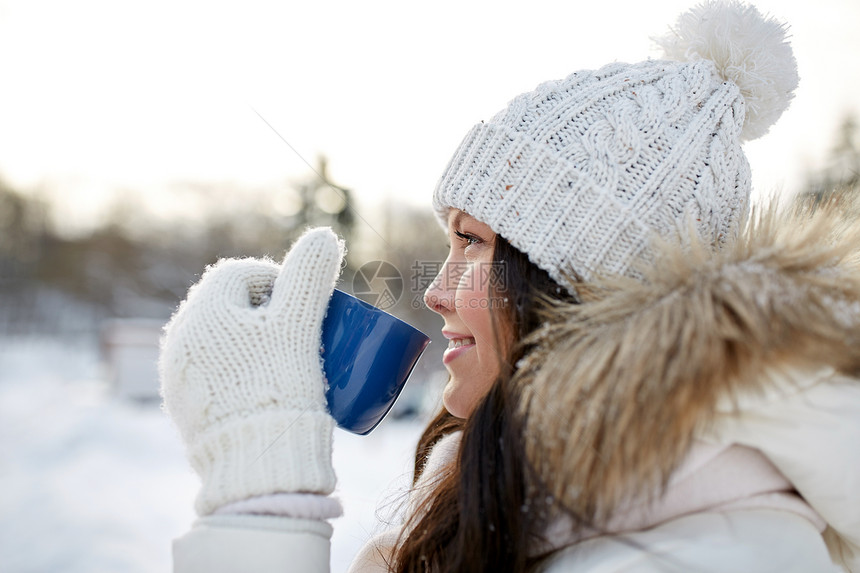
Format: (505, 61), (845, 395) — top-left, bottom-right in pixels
(442, 375), (489, 419)
(442, 387), (467, 419)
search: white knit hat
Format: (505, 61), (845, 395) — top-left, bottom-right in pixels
(433, 0), (798, 284)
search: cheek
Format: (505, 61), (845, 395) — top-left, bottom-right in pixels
(455, 266), (500, 350)
(454, 266), (490, 320)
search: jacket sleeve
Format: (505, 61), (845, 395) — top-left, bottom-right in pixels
(704, 368), (860, 572)
(173, 514), (333, 573)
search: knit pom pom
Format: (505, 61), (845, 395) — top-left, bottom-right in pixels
(654, 0), (798, 141)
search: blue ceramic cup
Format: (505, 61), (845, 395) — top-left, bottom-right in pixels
(321, 289), (431, 435)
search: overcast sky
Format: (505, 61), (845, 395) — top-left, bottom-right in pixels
(0, 0), (858, 233)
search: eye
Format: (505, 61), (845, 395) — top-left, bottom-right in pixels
(454, 230), (482, 246)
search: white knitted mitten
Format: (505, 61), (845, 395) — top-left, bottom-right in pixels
(160, 227), (344, 516)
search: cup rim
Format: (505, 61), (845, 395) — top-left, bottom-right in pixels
(329, 288), (429, 340)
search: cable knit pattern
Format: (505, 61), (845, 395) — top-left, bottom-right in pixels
(159, 227), (345, 516)
(433, 1), (797, 284)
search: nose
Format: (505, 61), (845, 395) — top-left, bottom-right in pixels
(423, 261), (456, 315)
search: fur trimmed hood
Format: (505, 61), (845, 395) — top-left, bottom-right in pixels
(514, 195), (860, 525)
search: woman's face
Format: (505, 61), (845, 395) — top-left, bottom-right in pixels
(424, 210), (510, 418)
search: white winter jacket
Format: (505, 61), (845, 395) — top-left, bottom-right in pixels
(173, 366), (860, 572)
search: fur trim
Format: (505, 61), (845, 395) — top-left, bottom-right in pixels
(515, 193), (860, 525)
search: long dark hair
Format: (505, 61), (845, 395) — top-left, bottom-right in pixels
(392, 236), (573, 573)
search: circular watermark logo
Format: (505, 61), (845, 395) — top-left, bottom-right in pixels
(352, 260), (403, 310)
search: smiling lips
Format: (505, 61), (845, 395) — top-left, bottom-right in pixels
(442, 335), (476, 364)
(447, 337), (475, 349)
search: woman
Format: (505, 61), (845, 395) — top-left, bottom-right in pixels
(159, 1), (860, 571)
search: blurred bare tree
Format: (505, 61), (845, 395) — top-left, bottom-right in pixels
(0, 179), (48, 287)
(0, 156), (358, 335)
(802, 113), (860, 205)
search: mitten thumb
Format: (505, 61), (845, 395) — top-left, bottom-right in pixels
(271, 227), (345, 324)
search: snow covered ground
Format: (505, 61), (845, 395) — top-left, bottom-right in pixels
(0, 336), (426, 572)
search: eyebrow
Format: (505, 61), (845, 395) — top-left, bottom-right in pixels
(449, 210), (467, 230)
